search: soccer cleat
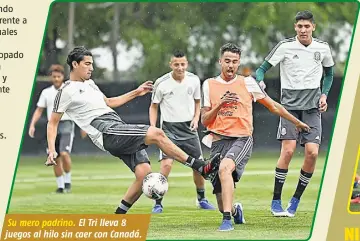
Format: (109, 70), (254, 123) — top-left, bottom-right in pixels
(201, 153), (221, 180)
(55, 188), (64, 194)
(65, 183), (71, 193)
(197, 199), (216, 210)
(152, 204), (163, 214)
(271, 200), (287, 217)
(354, 181), (359, 188)
(233, 202), (246, 224)
(218, 219), (234, 231)
(285, 197), (300, 217)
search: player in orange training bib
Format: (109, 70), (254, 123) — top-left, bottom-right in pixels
(201, 43), (310, 231)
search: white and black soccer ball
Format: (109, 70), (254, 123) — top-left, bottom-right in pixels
(142, 173), (169, 200)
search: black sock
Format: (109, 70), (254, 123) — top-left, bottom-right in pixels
(273, 167), (288, 200)
(293, 169), (313, 200)
(115, 200), (132, 214)
(197, 189), (205, 201)
(223, 212), (231, 220)
(155, 198), (163, 206)
(186, 156), (204, 172)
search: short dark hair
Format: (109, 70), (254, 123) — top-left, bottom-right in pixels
(172, 49), (186, 58)
(48, 64), (65, 75)
(220, 43), (242, 57)
(66, 46), (93, 71)
(295, 10), (315, 23)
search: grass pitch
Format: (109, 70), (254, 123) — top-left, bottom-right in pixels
(8, 152), (326, 240)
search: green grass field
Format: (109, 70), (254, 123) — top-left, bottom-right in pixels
(8, 153), (326, 240)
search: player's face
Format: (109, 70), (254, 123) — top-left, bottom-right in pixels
(219, 51), (240, 80)
(73, 56), (94, 80)
(50, 71), (64, 88)
(169, 56), (188, 79)
(295, 20), (315, 45)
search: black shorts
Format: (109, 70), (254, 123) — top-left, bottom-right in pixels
(277, 108), (321, 146)
(91, 112), (151, 172)
(210, 136), (253, 194)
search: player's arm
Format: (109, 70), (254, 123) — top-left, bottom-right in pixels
(200, 80), (238, 127)
(46, 112), (63, 166)
(257, 96), (310, 132)
(149, 103), (159, 127)
(255, 61), (272, 83)
(319, 44), (335, 112)
(104, 81), (153, 108)
(28, 107), (44, 138)
(46, 87), (71, 166)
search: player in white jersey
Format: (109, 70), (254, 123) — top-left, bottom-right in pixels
(29, 64), (75, 193)
(149, 50), (216, 213)
(255, 10), (335, 217)
(45, 46), (221, 214)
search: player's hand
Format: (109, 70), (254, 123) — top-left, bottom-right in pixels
(296, 121), (310, 133)
(137, 81), (153, 96)
(319, 95), (328, 112)
(28, 126), (35, 138)
(80, 129), (87, 139)
(259, 81), (266, 90)
(190, 119), (199, 131)
(45, 151), (58, 166)
(220, 91), (239, 106)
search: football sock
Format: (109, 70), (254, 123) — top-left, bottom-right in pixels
(115, 200), (132, 214)
(186, 157), (205, 173)
(293, 169), (313, 200)
(155, 198), (163, 206)
(196, 188), (205, 201)
(223, 212), (231, 221)
(273, 167), (288, 200)
(56, 176), (65, 189)
(64, 172), (71, 184)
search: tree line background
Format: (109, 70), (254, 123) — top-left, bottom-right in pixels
(38, 2), (358, 83)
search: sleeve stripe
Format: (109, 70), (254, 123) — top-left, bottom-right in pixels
(53, 89), (63, 112)
(265, 37), (295, 61)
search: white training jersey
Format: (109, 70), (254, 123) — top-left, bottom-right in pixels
(202, 75), (266, 108)
(151, 71), (201, 122)
(265, 36), (334, 90)
(37, 84), (72, 121)
(265, 36), (335, 110)
(53, 79), (115, 151)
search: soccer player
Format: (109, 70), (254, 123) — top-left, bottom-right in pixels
(254, 10), (335, 217)
(201, 43), (310, 231)
(29, 64), (75, 193)
(149, 50), (216, 213)
(45, 46), (221, 214)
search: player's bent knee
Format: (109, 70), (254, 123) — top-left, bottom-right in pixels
(305, 149), (318, 161)
(145, 126), (165, 144)
(134, 163), (151, 180)
(219, 159), (235, 177)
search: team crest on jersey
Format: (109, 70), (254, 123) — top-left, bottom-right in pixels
(314, 52), (321, 61)
(187, 87), (193, 95)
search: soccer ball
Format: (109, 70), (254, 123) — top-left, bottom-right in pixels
(142, 172), (169, 200)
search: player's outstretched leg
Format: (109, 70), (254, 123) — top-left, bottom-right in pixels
(144, 127), (221, 179)
(115, 162), (151, 214)
(271, 140), (296, 217)
(285, 143), (317, 217)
